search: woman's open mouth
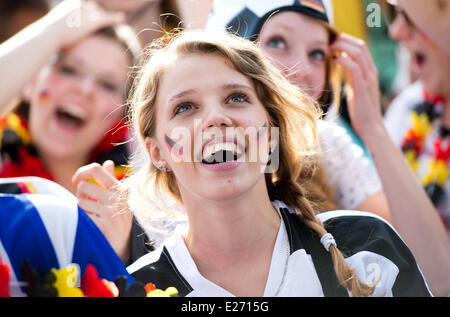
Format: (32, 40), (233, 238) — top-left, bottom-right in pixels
(412, 50), (428, 74)
(202, 142), (244, 164)
(200, 140), (245, 171)
(54, 105), (87, 131)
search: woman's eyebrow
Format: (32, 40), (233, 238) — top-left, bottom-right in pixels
(169, 88), (197, 103)
(310, 40), (329, 46)
(262, 21), (294, 34)
(57, 54), (84, 67)
(222, 83), (253, 91)
(169, 84), (253, 103)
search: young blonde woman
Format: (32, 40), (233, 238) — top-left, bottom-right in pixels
(126, 30), (430, 297)
(204, 0), (450, 296)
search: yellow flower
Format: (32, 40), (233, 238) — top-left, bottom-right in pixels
(404, 150), (420, 173)
(51, 264), (84, 297)
(5, 113), (30, 144)
(147, 287), (178, 297)
(422, 160), (449, 186)
(410, 112), (432, 138)
(102, 279), (119, 297)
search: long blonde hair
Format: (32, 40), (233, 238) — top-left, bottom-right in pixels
(127, 30), (375, 296)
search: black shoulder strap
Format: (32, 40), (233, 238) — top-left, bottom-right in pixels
(129, 216), (154, 265)
(282, 208), (348, 297)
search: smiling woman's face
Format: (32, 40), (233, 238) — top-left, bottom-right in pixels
(258, 11), (330, 101)
(147, 53), (272, 202)
(28, 35), (130, 163)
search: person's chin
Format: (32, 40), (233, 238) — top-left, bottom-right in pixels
(420, 78), (442, 97)
(39, 139), (88, 162)
(198, 180), (248, 202)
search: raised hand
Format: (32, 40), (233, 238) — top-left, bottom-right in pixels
(72, 160), (133, 264)
(330, 33), (383, 142)
(93, 0), (153, 15)
(42, 0), (126, 49)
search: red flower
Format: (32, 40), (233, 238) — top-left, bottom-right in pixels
(0, 147), (53, 180)
(80, 264), (118, 297)
(423, 90), (446, 105)
(401, 130), (425, 154)
(0, 256), (11, 297)
(433, 139), (450, 162)
(144, 282), (156, 293)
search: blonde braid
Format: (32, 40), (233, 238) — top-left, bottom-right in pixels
(270, 175), (376, 297)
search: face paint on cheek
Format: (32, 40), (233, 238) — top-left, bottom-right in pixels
(248, 122), (270, 165)
(165, 134), (184, 164)
(37, 90), (50, 104)
(257, 123), (268, 145)
(419, 31), (430, 42)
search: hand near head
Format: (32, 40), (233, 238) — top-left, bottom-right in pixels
(93, 0), (153, 15)
(42, 0), (125, 49)
(330, 33), (383, 142)
(72, 160), (133, 264)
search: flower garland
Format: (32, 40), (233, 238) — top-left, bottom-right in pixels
(0, 256), (177, 297)
(0, 113), (131, 181)
(401, 91), (450, 210)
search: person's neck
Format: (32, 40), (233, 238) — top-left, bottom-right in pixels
(41, 154), (87, 195)
(180, 177), (281, 296)
(443, 98), (450, 130)
(181, 177), (280, 270)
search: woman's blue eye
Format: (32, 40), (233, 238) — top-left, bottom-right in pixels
(266, 37), (287, 50)
(308, 49), (326, 62)
(59, 64), (78, 76)
(228, 93), (249, 104)
(98, 79), (118, 93)
(174, 103), (193, 115)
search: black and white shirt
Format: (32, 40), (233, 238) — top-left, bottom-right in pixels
(127, 201), (432, 297)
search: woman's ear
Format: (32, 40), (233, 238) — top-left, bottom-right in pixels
(145, 137), (170, 172)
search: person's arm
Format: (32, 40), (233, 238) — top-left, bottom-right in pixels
(318, 120), (392, 222)
(0, 0), (124, 115)
(331, 33), (450, 296)
(174, 0), (212, 30)
(354, 191), (391, 223)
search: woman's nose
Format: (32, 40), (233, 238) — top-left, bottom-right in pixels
(284, 57), (313, 90)
(77, 76), (96, 98)
(389, 14), (412, 42)
(202, 103), (233, 130)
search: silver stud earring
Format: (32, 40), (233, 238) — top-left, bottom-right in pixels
(159, 166), (168, 172)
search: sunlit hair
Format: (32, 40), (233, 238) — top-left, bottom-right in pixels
(127, 30), (376, 296)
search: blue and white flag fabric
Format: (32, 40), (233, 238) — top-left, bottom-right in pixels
(0, 177), (133, 296)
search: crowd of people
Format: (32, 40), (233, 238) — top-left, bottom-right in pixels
(0, 0), (449, 298)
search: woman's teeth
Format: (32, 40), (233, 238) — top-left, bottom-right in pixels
(55, 105), (87, 128)
(202, 142), (242, 164)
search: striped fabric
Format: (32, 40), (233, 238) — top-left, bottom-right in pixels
(0, 177), (133, 296)
(300, 0), (327, 13)
(128, 201), (432, 297)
